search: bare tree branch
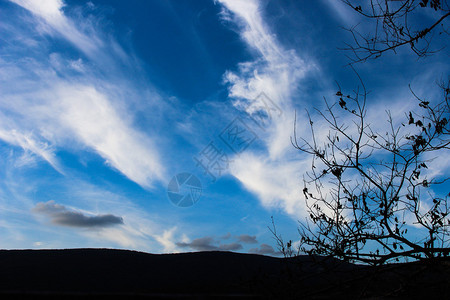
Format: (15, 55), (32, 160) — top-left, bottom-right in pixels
(340, 0), (449, 63)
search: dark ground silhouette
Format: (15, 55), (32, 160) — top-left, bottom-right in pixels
(0, 249), (448, 299)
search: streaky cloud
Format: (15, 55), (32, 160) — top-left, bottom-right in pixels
(0, 129), (62, 173)
(9, 0), (101, 57)
(176, 236), (218, 251)
(0, 1), (166, 188)
(248, 243), (277, 255)
(33, 200), (123, 228)
(218, 0), (315, 219)
(54, 84), (165, 188)
(237, 234), (258, 244)
(176, 236), (244, 252)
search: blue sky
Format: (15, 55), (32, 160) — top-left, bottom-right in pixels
(0, 0), (448, 254)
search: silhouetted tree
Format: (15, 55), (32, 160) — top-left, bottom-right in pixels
(291, 72), (449, 265)
(270, 0), (449, 266)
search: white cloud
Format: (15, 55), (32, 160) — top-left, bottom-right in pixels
(9, 0), (101, 57)
(0, 2), (167, 189)
(80, 221), (154, 249)
(219, 0), (448, 222)
(0, 129), (62, 172)
(0, 1), (178, 250)
(218, 0), (316, 218)
(0, 77), (165, 188)
(54, 84), (165, 187)
(321, 0), (359, 27)
(231, 153), (309, 218)
(218, 0), (316, 159)
(153, 227), (180, 253)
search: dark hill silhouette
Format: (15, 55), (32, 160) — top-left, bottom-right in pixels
(0, 248), (448, 299)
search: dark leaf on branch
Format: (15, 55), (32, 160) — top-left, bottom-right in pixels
(419, 101), (430, 108)
(331, 167), (343, 178)
(408, 112), (415, 125)
(436, 117), (448, 134)
(303, 187), (309, 199)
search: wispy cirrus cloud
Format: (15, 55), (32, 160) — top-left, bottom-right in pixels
(9, 0), (101, 57)
(0, 0), (166, 188)
(54, 84), (165, 187)
(0, 129), (61, 173)
(217, 0), (316, 218)
(0, 0), (178, 251)
(320, 0), (359, 27)
(219, 0), (312, 159)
